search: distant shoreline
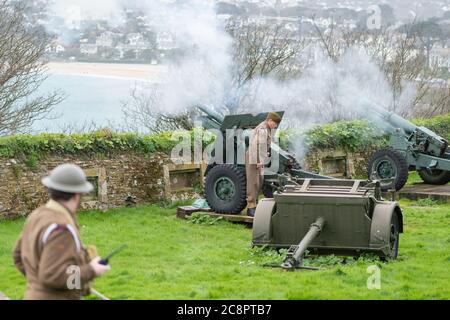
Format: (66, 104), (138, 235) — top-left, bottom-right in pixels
(46, 62), (167, 82)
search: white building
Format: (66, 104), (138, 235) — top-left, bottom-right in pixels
(80, 44), (98, 55)
(127, 33), (148, 47)
(156, 31), (177, 51)
(96, 33), (114, 48)
(430, 44), (450, 69)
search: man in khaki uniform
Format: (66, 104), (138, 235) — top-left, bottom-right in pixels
(13, 164), (110, 300)
(246, 112), (282, 216)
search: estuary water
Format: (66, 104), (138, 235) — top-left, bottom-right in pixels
(32, 73), (144, 133)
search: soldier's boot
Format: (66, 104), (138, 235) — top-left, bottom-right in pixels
(247, 207), (256, 217)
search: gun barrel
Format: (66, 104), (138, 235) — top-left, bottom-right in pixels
(282, 217), (325, 270)
(367, 103), (417, 134)
(197, 105), (225, 125)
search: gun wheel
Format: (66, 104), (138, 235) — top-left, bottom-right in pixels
(418, 169), (450, 185)
(205, 165), (247, 215)
(368, 149), (409, 191)
(382, 213), (400, 261)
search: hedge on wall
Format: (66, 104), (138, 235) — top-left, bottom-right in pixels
(0, 128), (216, 164)
(303, 120), (386, 152)
(282, 113), (450, 152)
(1, 114), (449, 162)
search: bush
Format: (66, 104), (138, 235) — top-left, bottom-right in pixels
(281, 120), (388, 153)
(0, 129), (214, 160)
(0, 114), (448, 161)
(282, 113), (450, 153)
(413, 114), (450, 140)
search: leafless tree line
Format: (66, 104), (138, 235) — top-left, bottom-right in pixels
(226, 21), (309, 88)
(122, 86), (195, 134)
(313, 19), (450, 118)
(0, 0), (63, 135)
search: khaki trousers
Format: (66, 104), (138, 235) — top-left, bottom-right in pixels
(246, 163), (263, 209)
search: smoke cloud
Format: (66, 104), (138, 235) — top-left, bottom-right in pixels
(140, 0), (233, 114)
(240, 48), (417, 159)
(49, 0), (125, 25)
(46, 0), (418, 160)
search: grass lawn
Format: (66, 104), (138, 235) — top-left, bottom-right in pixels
(1, 200), (449, 300)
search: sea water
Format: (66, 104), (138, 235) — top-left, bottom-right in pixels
(32, 74), (143, 133)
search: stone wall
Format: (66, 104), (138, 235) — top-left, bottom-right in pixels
(0, 146), (376, 219)
(304, 148), (377, 179)
(0, 152), (169, 220)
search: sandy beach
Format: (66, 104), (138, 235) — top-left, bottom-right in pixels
(47, 62), (167, 82)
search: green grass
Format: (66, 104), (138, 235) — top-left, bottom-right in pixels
(406, 171), (423, 186)
(1, 200), (449, 300)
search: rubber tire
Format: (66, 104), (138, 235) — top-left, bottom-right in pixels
(386, 213), (400, 260)
(418, 169), (450, 185)
(204, 164), (247, 214)
(368, 149), (409, 192)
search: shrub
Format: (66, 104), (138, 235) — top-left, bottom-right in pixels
(413, 114), (450, 140)
(186, 213), (224, 225)
(0, 114), (448, 161)
(281, 120), (388, 153)
(0, 129), (214, 160)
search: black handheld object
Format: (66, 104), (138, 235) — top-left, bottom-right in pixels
(99, 245), (127, 265)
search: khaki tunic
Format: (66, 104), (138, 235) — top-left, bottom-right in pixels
(246, 121), (272, 208)
(13, 200), (95, 300)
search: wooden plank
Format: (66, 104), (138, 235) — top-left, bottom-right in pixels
(177, 206), (253, 224)
(398, 184), (450, 203)
(176, 206), (211, 219)
(207, 212), (254, 224)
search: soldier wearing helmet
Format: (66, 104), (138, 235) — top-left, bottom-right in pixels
(13, 164), (110, 300)
(246, 112), (282, 217)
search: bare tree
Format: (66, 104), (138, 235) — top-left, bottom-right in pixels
(122, 85), (193, 134)
(312, 18), (345, 63)
(0, 0), (63, 135)
(313, 19), (450, 118)
(227, 20), (309, 88)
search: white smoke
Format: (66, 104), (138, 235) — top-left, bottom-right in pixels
(44, 0), (419, 155)
(44, 0), (126, 45)
(236, 48), (418, 159)
(50, 0), (124, 25)
(125, 1), (418, 162)
(240, 48), (417, 126)
(140, 0), (233, 114)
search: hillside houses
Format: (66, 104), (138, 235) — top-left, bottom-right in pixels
(33, 0), (450, 73)
(156, 31), (177, 51)
(430, 43), (450, 70)
(96, 32), (116, 48)
(80, 43), (98, 55)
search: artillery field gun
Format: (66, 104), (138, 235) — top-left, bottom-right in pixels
(198, 106), (331, 215)
(198, 106), (404, 265)
(367, 103), (450, 191)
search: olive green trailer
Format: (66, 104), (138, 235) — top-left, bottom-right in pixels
(252, 179), (403, 270)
